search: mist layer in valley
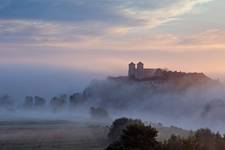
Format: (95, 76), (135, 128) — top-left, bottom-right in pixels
(83, 77), (225, 132)
(0, 67), (225, 133)
(0, 65), (105, 98)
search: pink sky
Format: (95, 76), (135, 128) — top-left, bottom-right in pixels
(0, 0), (225, 78)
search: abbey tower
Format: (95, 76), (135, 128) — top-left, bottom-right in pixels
(128, 62), (165, 80)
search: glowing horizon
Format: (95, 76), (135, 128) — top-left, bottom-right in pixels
(0, 0), (225, 77)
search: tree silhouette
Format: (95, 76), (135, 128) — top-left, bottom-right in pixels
(108, 117), (144, 142)
(106, 124), (159, 150)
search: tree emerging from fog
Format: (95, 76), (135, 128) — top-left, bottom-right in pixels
(106, 122), (160, 150)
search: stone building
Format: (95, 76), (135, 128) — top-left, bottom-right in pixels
(128, 62), (165, 80)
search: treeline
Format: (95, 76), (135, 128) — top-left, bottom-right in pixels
(0, 92), (87, 111)
(106, 118), (225, 150)
(0, 93), (112, 121)
(0, 95), (14, 111)
(23, 93), (86, 111)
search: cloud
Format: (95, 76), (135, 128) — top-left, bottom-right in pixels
(177, 29), (225, 46)
(36, 28), (225, 52)
(0, 19), (111, 44)
(0, 0), (131, 24)
(2, 17), (225, 53)
(0, 0), (213, 45)
(0, 0), (212, 28)
(0, 0), (221, 74)
(123, 0), (213, 28)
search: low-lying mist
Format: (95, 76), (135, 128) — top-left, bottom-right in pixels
(82, 78), (225, 132)
(0, 65), (105, 99)
(1, 67), (225, 133)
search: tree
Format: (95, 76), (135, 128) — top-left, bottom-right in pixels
(106, 123), (160, 150)
(23, 96), (33, 109)
(0, 95), (14, 110)
(50, 95), (67, 112)
(106, 119), (225, 150)
(108, 117), (144, 142)
(69, 93), (85, 108)
(106, 142), (125, 150)
(90, 107), (111, 122)
(163, 128), (225, 150)
(34, 96), (46, 109)
(121, 124), (159, 150)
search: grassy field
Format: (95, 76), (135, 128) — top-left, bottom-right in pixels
(0, 119), (191, 150)
(0, 120), (108, 150)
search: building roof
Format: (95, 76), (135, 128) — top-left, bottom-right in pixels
(129, 62), (135, 65)
(137, 62), (144, 65)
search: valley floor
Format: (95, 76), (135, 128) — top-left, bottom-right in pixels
(0, 119), (191, 150)
(0, 120), (108, 150)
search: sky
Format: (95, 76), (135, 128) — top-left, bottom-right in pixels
(0, 0), (225, 97)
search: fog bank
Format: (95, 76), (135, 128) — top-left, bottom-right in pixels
(0, 64), (105, 100)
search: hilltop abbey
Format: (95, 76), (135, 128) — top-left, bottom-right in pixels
(128, 62), (209, 81)
(128, 62), (166, 80)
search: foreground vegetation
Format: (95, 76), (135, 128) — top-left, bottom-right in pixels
(106, 118), (225, 150)
(0, 118), (224, 150)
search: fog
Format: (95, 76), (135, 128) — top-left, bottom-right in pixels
(0, 64), (107, 123)
(1, 65), (225, 133)
(0, 64), (105, 100)
(82, 78), (225, 132)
